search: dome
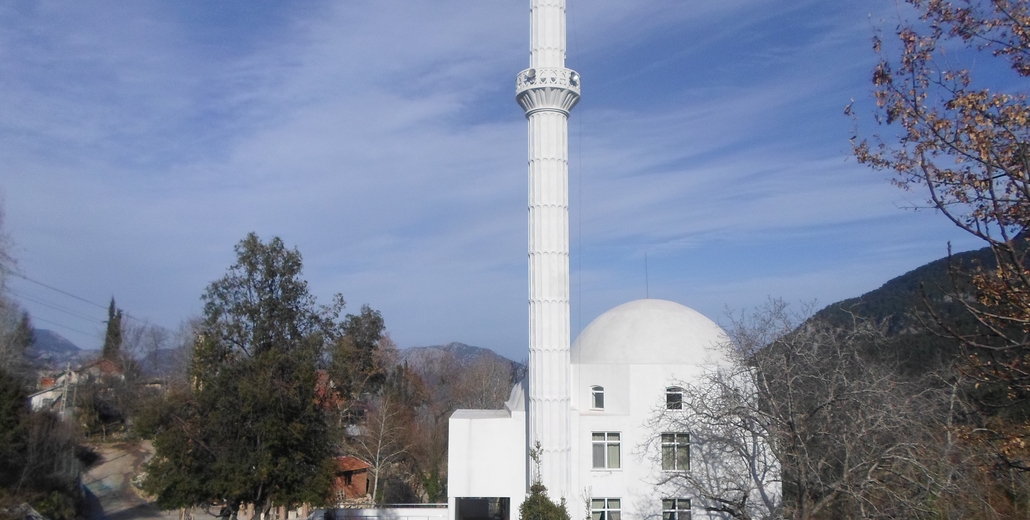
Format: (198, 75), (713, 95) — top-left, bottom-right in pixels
(571, 299), (730, 365)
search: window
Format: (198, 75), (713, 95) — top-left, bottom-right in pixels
(662, 499), (691, 520)
(591, 386), (604, 409)
(592, 432), (621, 469)
(590, 499), (621, 520)
(666, 387), (683, 410)
(661, 433), (690, 471)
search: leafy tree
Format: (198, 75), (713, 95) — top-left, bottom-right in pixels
(102, 298), (123, 361)
(333, 305), (389, 399)
(144, 233), (343, 517)
(852, 0), (1030, 471)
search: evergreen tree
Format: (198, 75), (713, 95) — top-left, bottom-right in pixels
(519, 443), (570, 520)
(144, 234), (343, 517)
(101, 298), (122, 361)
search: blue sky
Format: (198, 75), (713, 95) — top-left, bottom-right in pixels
(0, 1), (988, 360)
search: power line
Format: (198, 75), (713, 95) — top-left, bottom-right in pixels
(30, 315), (102, 339)
(569, 0), (584, 339)
(9, 270), (175, 334)
(9, 271), (108, 310)
(7, 288), (104, 323)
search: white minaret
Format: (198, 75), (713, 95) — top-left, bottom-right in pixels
(516, 0), (579, 499)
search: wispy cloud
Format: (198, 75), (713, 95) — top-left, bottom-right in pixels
(0, 0), (980, 358)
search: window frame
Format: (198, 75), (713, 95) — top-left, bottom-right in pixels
(661, 432), (690, 471)
(590, 498), (621, 520)
(662, 498), (691, 520)
(591, 385), (604, 410)
(591, 432), (621, 469)
(666, 386), (684, 410)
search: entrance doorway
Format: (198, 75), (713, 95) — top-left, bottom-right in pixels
(455, 498), (510, 520)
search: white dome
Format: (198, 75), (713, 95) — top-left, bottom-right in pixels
(571, 299), (730, 365)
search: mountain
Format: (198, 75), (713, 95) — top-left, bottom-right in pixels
(25, 329), (94, 369)
(398, 342), (520, 368)
(811, 243), (998, 375)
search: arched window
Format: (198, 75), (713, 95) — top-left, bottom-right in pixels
(666, 386), (683, 410)
(591, 385), (605, 410)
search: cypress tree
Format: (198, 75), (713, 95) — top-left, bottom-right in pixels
(101, 297), (122, 360)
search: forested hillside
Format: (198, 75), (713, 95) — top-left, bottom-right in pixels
(812, 244), (997, 375)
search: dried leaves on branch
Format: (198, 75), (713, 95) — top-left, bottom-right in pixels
(852, 0), (1030, 471)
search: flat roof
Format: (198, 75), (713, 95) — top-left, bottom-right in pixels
(450, 409), (510, 419)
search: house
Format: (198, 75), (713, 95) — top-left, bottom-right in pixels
(333, 456), (372, 504)
(29, 384), (67, 414)
(80, 358), (124, 380)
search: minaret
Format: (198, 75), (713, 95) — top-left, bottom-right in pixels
(516, 0), (579, 498)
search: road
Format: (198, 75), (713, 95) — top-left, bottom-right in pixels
(81, 441), (218, 520)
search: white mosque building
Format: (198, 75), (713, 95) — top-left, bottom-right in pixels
(445, 2), (770, 520)
(448, 299), (732, 520)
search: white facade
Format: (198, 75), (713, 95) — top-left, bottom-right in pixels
(448, 299), (740, 520)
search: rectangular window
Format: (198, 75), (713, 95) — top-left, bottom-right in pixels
(591, 498), (621, 520)
(661, 433), (689, 471)
(662, 499), (690, 520)
(592, 432), (621, 469)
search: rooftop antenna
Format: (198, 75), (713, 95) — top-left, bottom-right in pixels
(645, 252), (650, 299)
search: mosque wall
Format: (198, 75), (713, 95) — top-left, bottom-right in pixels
(447, 409), (527, 520)
(569, 362), (713, 520)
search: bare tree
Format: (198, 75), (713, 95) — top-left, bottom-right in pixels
(122, 320), (172, 368)
(0, 300), (33, 382)
(0, 201), (15, 296)
(650, 300), (1009, 519)
(348, 394), (410, 504)
(645, 363), (781, 520)
(451, 355), (515, 410)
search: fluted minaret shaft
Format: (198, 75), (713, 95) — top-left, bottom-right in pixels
(531, 0), (565, 69)
(516, 0), (579, 500)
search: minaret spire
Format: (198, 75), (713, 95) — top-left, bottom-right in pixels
(516, 0), (579, 499)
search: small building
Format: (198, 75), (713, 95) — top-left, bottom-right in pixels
(29, 385), (67, 413)
(80, 358), (124, 380)
(333, 456), (371, 504)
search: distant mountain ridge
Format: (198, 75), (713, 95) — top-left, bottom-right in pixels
(811, 243), (997, 374)
(26, 329), (94, 369)
(399, 342), (519, 368)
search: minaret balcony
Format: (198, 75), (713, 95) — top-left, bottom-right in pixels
(516, 67), (581, 117)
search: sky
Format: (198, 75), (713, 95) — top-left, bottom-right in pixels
(0, 0), (993, 360)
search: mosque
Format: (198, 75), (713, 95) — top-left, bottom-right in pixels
(444, 2), (758, 520)
(447, 299), (732, 520)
